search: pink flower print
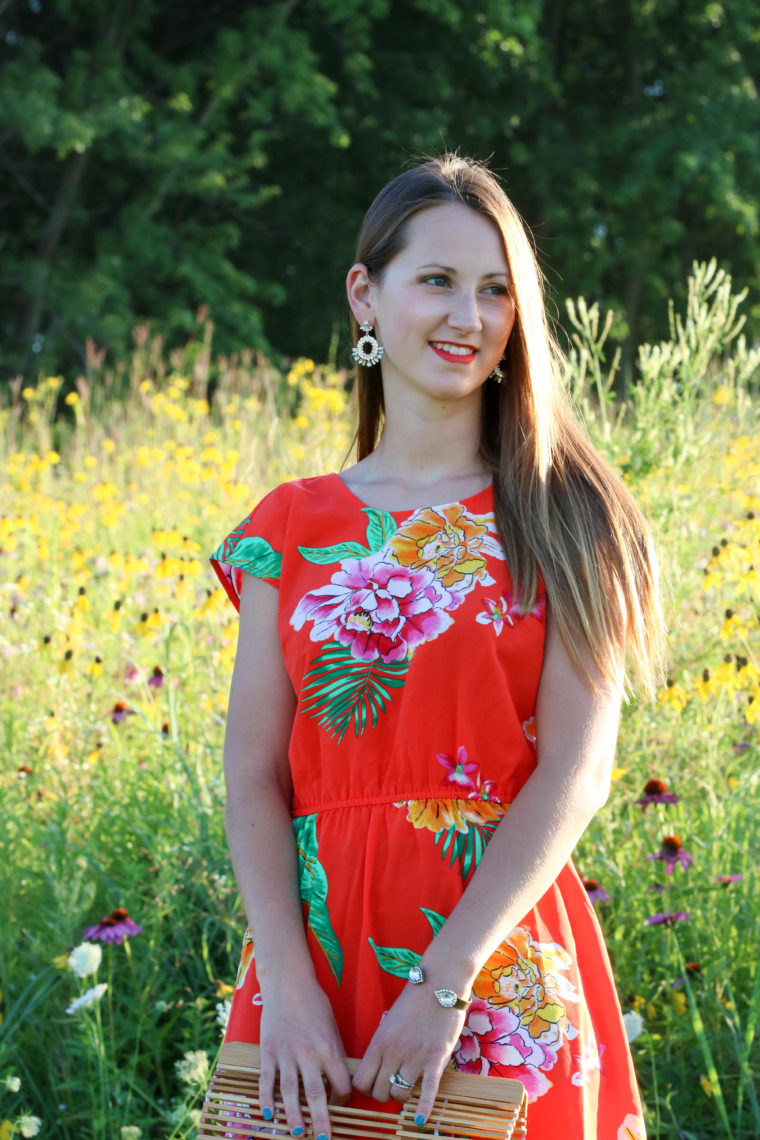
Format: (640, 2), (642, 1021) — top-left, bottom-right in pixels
(476, 596), (513, 635)
(571, 1041), (606, 1087)
(436, 746), (479, 792)
(291, 553), (456, 663)
(453, 999), (552, 1102)
(470, 778), (501, 804)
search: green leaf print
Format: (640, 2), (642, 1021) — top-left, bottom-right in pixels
(292, 814), (344, 986)
(368, 939), (421, 979)
(301, 642), (409, 743)
(421, 908), (446, 937)
(298, 541), (370, 564)
(220, 535), (282, 580)
(362, 508), (397, 552)
(435, 819), (500, 878)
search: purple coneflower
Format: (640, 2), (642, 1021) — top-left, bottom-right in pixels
(148, 665), (164, 689)
(582, 878), (611, 904)
(83, 906), (143, 944)
(635, 778), (679, 810)
(646, 910), (691, 927)
(110, 701), (135, 724)
(647, 834), (694, 874)
(714, 873), (743, 886)
(672, 961), (702, 989)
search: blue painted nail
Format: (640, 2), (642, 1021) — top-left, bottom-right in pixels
(415, 1114), (426, 1127)
(292, 1129), (304, 1137)
(317, 1134), (329, 1140)
(262, 1108), (273, 1121)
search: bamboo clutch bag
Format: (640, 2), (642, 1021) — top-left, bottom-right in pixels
(199, 1042), (527, 1140)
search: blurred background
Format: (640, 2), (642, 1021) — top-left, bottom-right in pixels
(2, 0), (759, 388)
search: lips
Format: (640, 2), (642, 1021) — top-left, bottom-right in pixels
(430, 341), (478, 364)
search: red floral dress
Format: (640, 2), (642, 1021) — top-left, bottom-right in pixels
(209, 473), (646, 1140)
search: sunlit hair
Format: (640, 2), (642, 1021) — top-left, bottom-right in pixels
(349, 153), (666, 700)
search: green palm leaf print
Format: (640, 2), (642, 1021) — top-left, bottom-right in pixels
(435, 818), (500, 878)
(301, 642), (409, 742)
(293, 814), (343, 986)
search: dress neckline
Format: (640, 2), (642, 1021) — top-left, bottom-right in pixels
(330, 471), (494, 517)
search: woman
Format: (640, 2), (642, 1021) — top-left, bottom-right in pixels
(209, 154), (665, 1139)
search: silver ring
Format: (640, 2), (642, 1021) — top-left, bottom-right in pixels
(389, 1071), (413, 1090)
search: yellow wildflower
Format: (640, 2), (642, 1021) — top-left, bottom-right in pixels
(657, 683), (689, 713)
(700, 1075), (714, 1097)
(712, 385), (732, 405)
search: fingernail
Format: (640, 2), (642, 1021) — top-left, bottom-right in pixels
(262, 1108), (273, 1121)
(292, 1129), (304, 1137)
(317, 1133), (329, 1140)
(415, 1114), (426, 1127)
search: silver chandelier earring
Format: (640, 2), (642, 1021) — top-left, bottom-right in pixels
(490, 362), (504, 383)
(352, 320), (384, 366)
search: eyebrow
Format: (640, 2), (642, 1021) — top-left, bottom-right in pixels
(416, 263), (509, 279)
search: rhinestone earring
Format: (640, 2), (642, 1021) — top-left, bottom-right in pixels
(351, 320), (384, 366)
(490, 362), (504, 383)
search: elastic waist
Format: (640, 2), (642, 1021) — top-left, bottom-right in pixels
(291, 790), (512, 818)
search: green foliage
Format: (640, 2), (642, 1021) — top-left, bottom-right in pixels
(2, 1), (759, 386)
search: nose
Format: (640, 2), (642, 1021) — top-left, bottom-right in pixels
(447, 289), (482, 334)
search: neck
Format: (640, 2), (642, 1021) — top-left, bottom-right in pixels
(368, 388), (487, 489)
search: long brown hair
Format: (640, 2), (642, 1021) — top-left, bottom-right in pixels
(349, 154), (666, 700)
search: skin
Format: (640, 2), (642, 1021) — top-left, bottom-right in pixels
(222, 201), (624, 1137)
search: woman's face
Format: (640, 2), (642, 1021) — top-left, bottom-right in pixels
(357, 201), (515, 406)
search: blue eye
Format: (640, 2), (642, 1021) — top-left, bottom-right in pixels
(424, 275), (448, 287)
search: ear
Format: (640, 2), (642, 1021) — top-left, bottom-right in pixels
(346, 263), (375, 326)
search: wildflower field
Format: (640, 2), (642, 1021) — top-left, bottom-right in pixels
(1, 264), (759, 1140)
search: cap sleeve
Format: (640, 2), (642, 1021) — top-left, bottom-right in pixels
(209, 484), (290, 611)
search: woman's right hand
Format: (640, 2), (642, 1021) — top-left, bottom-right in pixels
(258, 975), (352, 1140)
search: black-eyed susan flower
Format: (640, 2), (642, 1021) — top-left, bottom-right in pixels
(58, 648), (74, 675)
(82, 907), (142, 944)
(648, 835), (694, 874)
(635, 778), (680, 809)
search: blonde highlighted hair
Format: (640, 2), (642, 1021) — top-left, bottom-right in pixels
(350, 153), (666, 700)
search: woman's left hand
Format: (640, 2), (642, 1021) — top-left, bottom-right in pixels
(352, 983), (468, 1120)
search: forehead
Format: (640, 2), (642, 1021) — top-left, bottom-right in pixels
(396, 201), (508, 272)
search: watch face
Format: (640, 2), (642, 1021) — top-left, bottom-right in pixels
(434, 988), (457, 1007)
(408, 965), (424, 985)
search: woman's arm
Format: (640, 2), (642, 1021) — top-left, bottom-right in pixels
(352, 603), (624, 1116)
(224, 572), (352, 1136)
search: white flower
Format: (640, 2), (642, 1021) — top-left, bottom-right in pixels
(67, 942), (102, 978)
(623, 1009), (644, 1042)
(174, 1050), (210, 1087)
(4, 1074), (21, 1092)
(215, 999), (231, 1032)
(17, 1116), (43, 1138)
(120, 1127), (143, 1140)
(154, 1000), (171, 1014)
(66, 982), (108, 1015)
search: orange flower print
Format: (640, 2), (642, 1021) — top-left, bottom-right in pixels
(404, 796), (504, 834)
(389, 505), (503, 595)
(618, 1113), (646, 1140)
(473, 927), (579, 1051)
(235, 927), (255, 990)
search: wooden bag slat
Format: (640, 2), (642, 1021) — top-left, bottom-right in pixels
(199, 1043), (527, 1140)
